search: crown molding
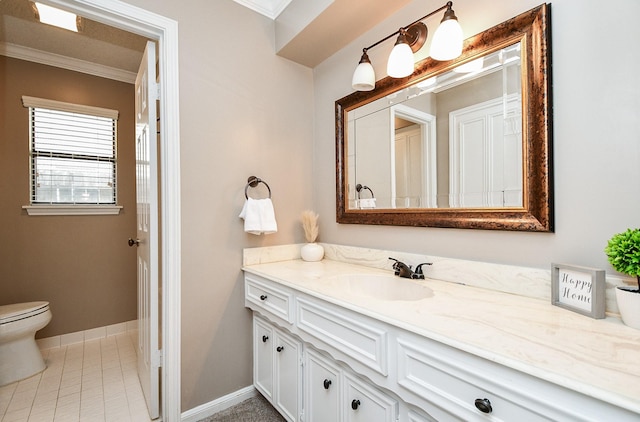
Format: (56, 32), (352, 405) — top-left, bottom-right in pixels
(233, 0), (292, 19)
(0, 42), (136, 84)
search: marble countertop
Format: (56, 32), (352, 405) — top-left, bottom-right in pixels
(243, 259), (640, 414)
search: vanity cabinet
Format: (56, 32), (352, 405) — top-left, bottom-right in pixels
(245, 271), (640, 422)
(253, 316), (302, 422)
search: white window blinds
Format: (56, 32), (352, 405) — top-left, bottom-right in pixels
(22, 96), (119, 205)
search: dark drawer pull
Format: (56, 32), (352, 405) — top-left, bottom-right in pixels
(260, 295), (267, 301)
(262, 335), (269, 343)
(323, 379), (332, 389)
(276, 346), (284, 352)
(351, 399), (360, 410)
(474, 398), (492, 414)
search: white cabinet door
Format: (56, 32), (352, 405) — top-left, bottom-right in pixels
(343, 372), (398, 422)
(274, 328), (302, 422)
(305, 349), (341, 422)
(253, 316), (301, 422)
(254, 317), (274, 401)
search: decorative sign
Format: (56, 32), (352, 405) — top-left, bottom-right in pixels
(551, 263), (605, 319)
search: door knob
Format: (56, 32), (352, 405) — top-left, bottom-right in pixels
(128, 238), (140, 247)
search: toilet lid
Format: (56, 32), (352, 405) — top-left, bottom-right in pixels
(0, 301), (49, 324)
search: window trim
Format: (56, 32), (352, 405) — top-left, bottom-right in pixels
(22, 96), (122, 215)
(22, 204), (123, 216)
(22, 96), (119, 120)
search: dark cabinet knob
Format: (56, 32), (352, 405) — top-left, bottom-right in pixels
(474, 398), (492, 414)
(276, 346), (284, 352)
(351, 399), (360, 410)
(323, 379), (332, 389)
(262, 335), (269, 343)
(260, 295), (267, 301)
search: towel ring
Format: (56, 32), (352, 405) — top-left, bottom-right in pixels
(245, 176), (272, 199)
(355, 183), (374, 199)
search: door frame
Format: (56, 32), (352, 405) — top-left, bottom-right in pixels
(46, 0), (182, 420)
(390, 104), (437, 208)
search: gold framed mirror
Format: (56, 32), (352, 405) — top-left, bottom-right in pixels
(336, 4), (552, 231)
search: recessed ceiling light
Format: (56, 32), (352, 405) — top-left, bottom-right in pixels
(33, 2), (80, 32)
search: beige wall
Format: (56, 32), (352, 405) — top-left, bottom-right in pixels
(0, 56), (137, 338)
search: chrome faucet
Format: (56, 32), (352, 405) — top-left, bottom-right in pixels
(389, 257), (432, 279)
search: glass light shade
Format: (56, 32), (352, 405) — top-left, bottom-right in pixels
(352, 61), (376, 91)
(430, 19), (463, 61)
(35, 2), (78, 32)
(387, 42), (414, 78)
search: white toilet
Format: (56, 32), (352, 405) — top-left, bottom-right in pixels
(0, 301), (52, 386)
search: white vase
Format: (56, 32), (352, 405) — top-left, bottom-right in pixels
(615, 286), (640, 330)
(301, 243), (324, 262)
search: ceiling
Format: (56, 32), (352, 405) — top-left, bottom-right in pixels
(0, 0), (403, 81)
(0, 0), (148, 82)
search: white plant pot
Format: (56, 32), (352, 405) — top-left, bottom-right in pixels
(301, 243), (324, 262)
(615, 286), (640, 330)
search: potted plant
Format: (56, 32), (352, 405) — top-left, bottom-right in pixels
(300, 210), (324, 262)
(605, 228), (640, 329)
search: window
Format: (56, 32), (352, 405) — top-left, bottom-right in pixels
(22, 96), (121, 215)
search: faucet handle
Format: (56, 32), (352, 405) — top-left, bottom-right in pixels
(414, 262), (432, 276)
(389, 257), (412, 277)
(388, 257), (401, 272)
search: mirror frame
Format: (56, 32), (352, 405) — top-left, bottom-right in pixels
(336, 4), (552, 231)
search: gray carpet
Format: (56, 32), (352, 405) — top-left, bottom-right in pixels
(198, 395), (285, 422)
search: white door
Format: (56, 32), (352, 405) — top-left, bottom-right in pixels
(134, 40), (160, 420)
(449, 94), (522, 207)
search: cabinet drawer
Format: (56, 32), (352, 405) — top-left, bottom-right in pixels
(246, 275), (294, 323)
(396, 338), (550, 421)
(343, 372), (398, 422)
(296, 297), (388, 375)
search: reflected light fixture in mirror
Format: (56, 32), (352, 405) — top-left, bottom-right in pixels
(352, 1), (463, 91)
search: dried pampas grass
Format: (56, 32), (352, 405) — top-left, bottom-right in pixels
(301, 210), (319, 243)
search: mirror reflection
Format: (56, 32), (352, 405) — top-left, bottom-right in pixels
(348, 43), (523, 210)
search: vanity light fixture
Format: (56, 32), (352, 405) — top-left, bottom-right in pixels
(351, 1), (463, 91)
(32, 2), (82, 32)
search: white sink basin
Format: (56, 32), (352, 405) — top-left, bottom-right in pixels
(328, 274), (433, 301)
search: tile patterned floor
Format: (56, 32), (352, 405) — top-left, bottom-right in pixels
(0, 333), (152, 422)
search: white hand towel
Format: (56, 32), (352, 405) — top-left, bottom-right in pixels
(239, 198), (278, 235)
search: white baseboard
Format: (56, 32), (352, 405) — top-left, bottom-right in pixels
(36, 320), (138, 350)
(181, 385), (258, 422)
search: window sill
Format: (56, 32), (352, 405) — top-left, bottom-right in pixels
(23, 205), (123, 216)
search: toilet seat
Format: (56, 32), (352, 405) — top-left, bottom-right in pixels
(0, 302), (50, 325)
